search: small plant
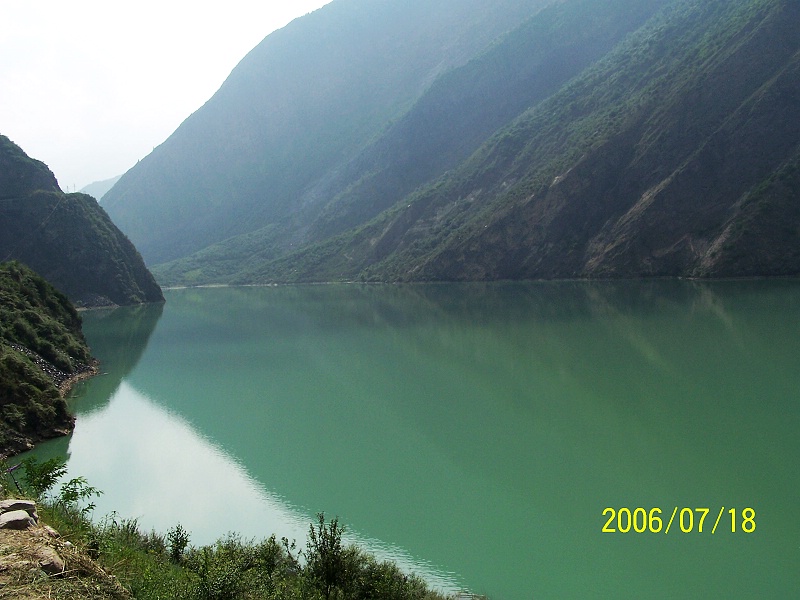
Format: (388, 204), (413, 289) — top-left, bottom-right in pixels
(187, 536), (251, 600)
(167, 522), (190, 563)
(306, 512), (346, 600)
(20, 456), (67, 498)
(18, 457), (101, 517)
(281, 535), (302, 572)
(57, 475), (102, 516)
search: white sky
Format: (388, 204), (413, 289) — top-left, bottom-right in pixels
(0, 1), (333, 190)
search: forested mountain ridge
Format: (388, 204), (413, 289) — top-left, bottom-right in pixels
(107, 0), (800, 284)
(0, 136), (164, 306)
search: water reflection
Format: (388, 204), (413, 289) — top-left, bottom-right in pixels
(59, 380), (462, 593)
(72, 302), (163, 414)
(65, 380), (308, 542)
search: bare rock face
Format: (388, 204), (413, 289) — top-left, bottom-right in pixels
(35, 545), (65, 575)
(0, 498), (39, 530)
(0, 499), (37, 514)
(0, 509), (36, 530)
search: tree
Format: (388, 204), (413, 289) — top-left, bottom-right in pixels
(306, 512), (346, 600)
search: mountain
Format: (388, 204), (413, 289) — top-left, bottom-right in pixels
(102, 0), (555, 268)
(80, 175), (122, 202)
(106, 0), (800, 284)
(0, 135), (164, 306)
(0, 261), (94, 456)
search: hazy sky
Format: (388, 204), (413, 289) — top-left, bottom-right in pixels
(0, 1), (333, 190)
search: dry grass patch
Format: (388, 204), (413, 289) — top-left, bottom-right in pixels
(0, 527), (130, 599)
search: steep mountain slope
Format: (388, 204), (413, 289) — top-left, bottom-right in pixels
(0, 262), (94, 456)
(107, 0), (800, 284)
(153, 0), (669, 285)
(235, 0), (800, 282)
(305, 0), (669, 241)
(0, 136), (164, 306)
(102, 0), (554, 267)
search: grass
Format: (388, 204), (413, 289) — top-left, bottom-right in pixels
(0, 458), (462, 600)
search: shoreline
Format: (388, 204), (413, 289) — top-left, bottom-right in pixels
(1, 359), (99, 460)
(57, 361), (99, 398)
(157, 274), (800, 291)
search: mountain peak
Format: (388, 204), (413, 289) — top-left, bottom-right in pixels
(0, 136), (164, 306)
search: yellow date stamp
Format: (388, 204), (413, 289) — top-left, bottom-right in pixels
(602, 507), (756, 534)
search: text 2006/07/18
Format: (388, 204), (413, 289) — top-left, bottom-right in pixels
(602, 507), (756, 534)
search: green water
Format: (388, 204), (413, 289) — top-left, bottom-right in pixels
(32, 281), (800, 598)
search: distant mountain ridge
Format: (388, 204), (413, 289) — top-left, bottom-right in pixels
(80, 175), (122, 202)
(104, 0), (800, 284)
(0, 135), (163, 306)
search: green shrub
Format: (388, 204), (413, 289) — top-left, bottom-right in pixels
(20, 456), (67, 498)
(5, 462), (457, 600)
(168, 523), (191, 563)
(306, 513), (347, 600)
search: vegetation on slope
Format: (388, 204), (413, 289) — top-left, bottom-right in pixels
(153, 0), (670, 286)
(0, 262), (94, 456)
(0, 135), (163, 307)
(0, 459), (456, 600)
(226, 0), (800, 283)
(145, 0), (800, 285)
(103, 0), (554, 266)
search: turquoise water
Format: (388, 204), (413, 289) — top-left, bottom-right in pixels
(30, 281), (800, 598)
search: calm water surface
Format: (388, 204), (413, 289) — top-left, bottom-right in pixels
(30, 281), (800, 598)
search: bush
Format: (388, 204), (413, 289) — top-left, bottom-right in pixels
(168, 523), (191, 563)
(3, 462), (457, 600)
(20, 456), (67, 498)
(306, 512), (347, 600)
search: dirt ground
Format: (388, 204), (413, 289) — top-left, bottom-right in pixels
(0, 525), (129, 599)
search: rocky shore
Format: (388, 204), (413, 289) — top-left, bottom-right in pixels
(2, 345), (98, 459)
(8, 344), (98, 393)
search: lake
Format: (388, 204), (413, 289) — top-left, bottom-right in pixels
(29, 281), (800, 598)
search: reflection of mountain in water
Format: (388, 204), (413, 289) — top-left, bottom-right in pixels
(17, 303), (164, 474)
(62, 379), (462, 591)
(127, 282), (800, 500)
(69, 302), (164, 415)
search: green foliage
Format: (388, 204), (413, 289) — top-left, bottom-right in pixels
(168, 523), (191, 563)
(340, 549), (437, 600)
(26, 481), (455, 600)
(12, 455), (101, 519)
(188, 538), (253, 600)
(0, 261), (96, 454)
(20, 456), (67, 498)
(0, 261), (88, 364)
(306, 513), (347, 600)
(57, 474), (102, 516)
